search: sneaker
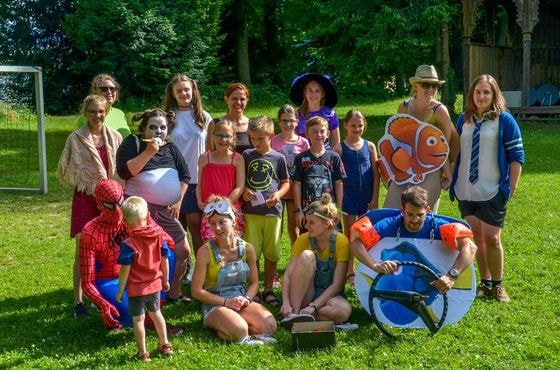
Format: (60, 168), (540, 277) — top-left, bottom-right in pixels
(280, 313), (315, 330)
(236, 335), (264, 346)
(492, 285), (511, 303)
(167, 325), (184, 336)
(335, 322), (359, 331)
(252, 334), (277, 344)
(476, 282), (492, 298)
(73, 303), (90, 318)
(272, 273), (281, 289)
(90, 303), (101, 312)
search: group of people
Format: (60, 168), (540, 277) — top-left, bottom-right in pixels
(56, 65), (524, 359)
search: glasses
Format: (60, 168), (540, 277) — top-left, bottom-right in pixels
(421, 82), (439, 90)
(87, 109), (106, 115)
(280, 119), (297, 125)
(214, 133), (233, 141)
(98, 86), (118, 92)
(204, 199), (236, 219)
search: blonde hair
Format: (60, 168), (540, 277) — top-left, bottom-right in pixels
(249, 116), (275, 135)
(121, 196), (148, 223)
(305, 116), (328, 133)
(307, 193), (339, 227)
(210, 118), (235, 150)
(81, 95), (110, 116)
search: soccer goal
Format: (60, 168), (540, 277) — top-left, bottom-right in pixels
(0, 66), (47, 194)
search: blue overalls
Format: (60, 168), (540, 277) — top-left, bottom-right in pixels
(309, 233), (345, 300)
(201, 238), (250, 323)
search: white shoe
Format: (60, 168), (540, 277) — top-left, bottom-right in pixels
(335, 322), (359, 331)
(252, 334), (277, 344)
(236, 335), (264, 346)
(280, 313), (315, 330)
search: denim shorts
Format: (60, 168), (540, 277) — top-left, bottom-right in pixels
(128, 291), (161, 317)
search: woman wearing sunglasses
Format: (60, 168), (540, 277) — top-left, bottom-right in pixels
(279, 193), (351, 329)
(191, 196), (277, 345)
(77, 74), (131, 138)
(383, 65), (459, 212)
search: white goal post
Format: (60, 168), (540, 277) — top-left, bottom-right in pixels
(0, 65), (48, 194)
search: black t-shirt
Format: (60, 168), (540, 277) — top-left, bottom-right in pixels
(116, 134), (190, 183)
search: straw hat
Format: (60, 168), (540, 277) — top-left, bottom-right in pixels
(289, 73), (338, 108)
(408, 65), (445, 85)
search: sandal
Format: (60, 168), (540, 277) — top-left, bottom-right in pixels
(157, 342), (174, 357)
(167, 295), (192, 304)
(347, 273), (355, 287)
(252, 292), (261, 304)
(136, 352), (151, 362)
(261, 290), (280, 307)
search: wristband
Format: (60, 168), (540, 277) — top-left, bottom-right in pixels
(309, 302), (317, 309)
(223, 298), (227, 306)
(243, 295), (252, 303)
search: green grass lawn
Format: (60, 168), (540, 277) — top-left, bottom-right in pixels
(1, 98), (559, 368)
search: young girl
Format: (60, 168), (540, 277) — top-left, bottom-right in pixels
(289, 73), (340, 149)
(271, 104), (310, 244)
(332, 109), (379, 286)
(450, 75), (524, 303)
(191, 196), (277, 345)
(280, 193), (351, 329)
(197, 119), (245, 241)
(206, 83), (253, 154)
(164, 73), (213, 256)
(57, 95), (122, 318)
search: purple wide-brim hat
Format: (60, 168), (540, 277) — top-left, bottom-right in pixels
(289, 73), (338, 108)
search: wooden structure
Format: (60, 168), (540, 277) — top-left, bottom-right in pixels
(462, 0), (560, 117)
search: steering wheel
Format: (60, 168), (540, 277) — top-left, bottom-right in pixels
(368, 261), (448, 338)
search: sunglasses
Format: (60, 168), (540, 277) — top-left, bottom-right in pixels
(304, 206), (335, 222)
(214, 133), (233, 141)
(204, 199), (236, 220)
(421, 82), (439, 90)
(99, 86), (118, 92)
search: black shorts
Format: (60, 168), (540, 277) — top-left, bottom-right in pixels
(458, 191), (507, 228)
(128, 291), (161, 317)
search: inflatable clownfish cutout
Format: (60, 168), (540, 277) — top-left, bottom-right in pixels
(378, 114), (449, 186)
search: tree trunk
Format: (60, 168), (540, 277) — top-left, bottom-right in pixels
(441, 20), (451, 111)
(232, 0), (251, 83)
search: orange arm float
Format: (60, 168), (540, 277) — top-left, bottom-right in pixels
(439, 223), (474, 251)
(350, 216), (381, 250)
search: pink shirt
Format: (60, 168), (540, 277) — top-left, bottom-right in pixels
(271, 134), (310, 199)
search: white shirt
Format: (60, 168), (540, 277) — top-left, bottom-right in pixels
(171, 110), (212, 184)
(454, 115), (500, 201)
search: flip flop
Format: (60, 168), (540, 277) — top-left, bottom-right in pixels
(261, 290), (280, 307)
(167, 295), (192, 304)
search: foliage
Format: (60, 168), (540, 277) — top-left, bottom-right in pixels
(1, 100), (559, 367)
(64, 0), (224, 108)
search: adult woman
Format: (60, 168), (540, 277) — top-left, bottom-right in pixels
(191, 196), (277, 345)
(383, 65), (459, 211)
(164, 73), (213, 254)
(289, 73), (340, 149)
(57, 95), (122, 318)
(206, 83), (253, 154)
(280, 194), (351, 329)
(450, 75), (524, 302)
(77, 74), (131, 138)
(116, 109), (191, 303)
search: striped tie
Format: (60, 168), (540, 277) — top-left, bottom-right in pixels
(469, 117), (485, 183)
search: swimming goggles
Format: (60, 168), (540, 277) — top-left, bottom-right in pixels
(204, 199), (236, 220)
(304, 206), (335, 222)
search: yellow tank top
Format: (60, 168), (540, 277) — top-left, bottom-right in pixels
(203, 240), (247, 289)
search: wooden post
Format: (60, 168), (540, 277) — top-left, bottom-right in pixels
(522, 31), (531, 107)
(514, 0), (540, 108)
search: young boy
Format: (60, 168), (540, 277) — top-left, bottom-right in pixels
(293, 116), (346, 229)
(116, 196), (174, 362)
(242, 116), (290, 307)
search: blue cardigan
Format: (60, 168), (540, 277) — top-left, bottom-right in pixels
(450, 111), (524, 201)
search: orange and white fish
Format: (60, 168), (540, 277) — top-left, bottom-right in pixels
(378, 114), (449, 185)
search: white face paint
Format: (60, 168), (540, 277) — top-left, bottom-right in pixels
(143, 116), (168, 142)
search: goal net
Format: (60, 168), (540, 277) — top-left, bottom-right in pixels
(0, 66), (47, 194)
